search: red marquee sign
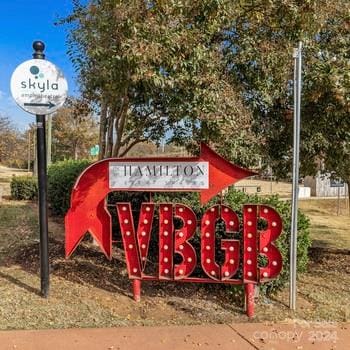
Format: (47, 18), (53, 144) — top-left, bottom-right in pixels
(65, 144), (283, 317)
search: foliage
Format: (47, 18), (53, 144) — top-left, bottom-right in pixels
(301, 15), (350, 204)
(224, 189), (311, 295)
(1, 97), (98, 170)
(47, 159), (91, 215)
(61, 0), (257, 166)
(108, 188), (311, 296)
(0, 115), (29, 169)
(223, 0), (350, 185)
(10, 176), (38, 200)
(52, 97), (99, 161)
(61, 0), (350, 174)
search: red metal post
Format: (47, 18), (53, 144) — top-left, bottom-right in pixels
(245, 283), (255, 318)
(133, 279), (141, 302)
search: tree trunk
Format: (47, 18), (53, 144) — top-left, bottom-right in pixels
(73, 142), (78, 160)
(112, 98), (128, 157)
(98, 100), (107, 160)
(105, 107), (115, 158)
(347, 180), (350, 216)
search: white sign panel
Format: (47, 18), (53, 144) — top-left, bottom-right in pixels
(10, 59), (68, 115)
(109, 162), (209, 189)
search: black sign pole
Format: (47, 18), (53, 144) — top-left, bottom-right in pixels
(33, 41), (50, 298)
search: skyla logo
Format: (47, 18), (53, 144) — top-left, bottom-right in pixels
(11, 58), (68, 115)
(20, 65), (59, 93)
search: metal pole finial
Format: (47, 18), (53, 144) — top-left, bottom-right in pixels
(33, 41), (46, 59)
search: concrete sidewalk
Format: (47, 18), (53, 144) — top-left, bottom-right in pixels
(0, 322), (348, 350)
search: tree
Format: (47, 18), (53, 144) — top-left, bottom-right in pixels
(52, 97), (99, 161)
(0, 115), (13, 163)
(63, 0), (350, 182)
(62, 0), (258, 165)
(222, 0), (350, 184)
(301, 13), (350, 205)
(0, 115), (28, 168)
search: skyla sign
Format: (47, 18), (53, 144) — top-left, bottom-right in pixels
(65, 143), (283, 317)
(10, 41), (68, 298)
(10, 59), (68, 115)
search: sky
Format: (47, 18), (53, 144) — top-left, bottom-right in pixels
(0, 0), (78, 130)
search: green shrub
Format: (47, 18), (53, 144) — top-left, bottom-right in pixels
(223, 189), (311, 295)
(10, 176), (38, 200)
(47, 160), (91, 216)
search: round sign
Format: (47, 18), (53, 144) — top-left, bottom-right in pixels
(10, 59), (68, 115)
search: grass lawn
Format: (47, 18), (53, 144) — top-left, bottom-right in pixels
(0, 199), (349, 330)
(299, 199), (350, 250)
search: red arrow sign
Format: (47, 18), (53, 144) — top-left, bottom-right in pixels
(65, 143), (255, 259)
(199, 143), (256, 203)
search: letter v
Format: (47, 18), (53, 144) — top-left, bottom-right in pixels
(116, 203), (154, 278)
